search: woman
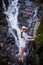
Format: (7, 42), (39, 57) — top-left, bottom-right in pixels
(19, 26), (35, 62)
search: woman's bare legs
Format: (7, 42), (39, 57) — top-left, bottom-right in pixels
(19, 47), (25, 62)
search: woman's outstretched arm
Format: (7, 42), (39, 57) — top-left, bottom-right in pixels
(28, 35), (34, 39)
(28, 38), (35, 41)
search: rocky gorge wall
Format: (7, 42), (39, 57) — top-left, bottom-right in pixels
(0, 0), (43, 65)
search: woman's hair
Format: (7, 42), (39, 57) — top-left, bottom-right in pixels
(21, 30), (23, 38)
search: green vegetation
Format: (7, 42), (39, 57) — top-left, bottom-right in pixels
(36, 13), (43, 49)
(35, 13), (43, 65)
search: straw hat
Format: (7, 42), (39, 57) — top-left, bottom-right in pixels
(22, 26), (28, 30)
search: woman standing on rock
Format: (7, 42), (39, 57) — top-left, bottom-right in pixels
(19, 26), (35, 62)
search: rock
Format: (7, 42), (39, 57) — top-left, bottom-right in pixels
(33, 22), (40, 39)
(0, 0), (9, 11)
(0, 11), (8, 39)
(4, 0), (9, 10)
(0, 0), (3, 10)
(0, 11), (9, 64)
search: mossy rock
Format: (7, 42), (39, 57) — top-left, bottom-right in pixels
(35, 13), (43, 48)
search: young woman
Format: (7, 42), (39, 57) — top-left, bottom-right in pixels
(19, 26), (35, 62)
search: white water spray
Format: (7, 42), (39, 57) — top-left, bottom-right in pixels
(5, 0), (21, 47)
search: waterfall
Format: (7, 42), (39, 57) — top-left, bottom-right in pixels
(5, 0), (22, 50)
(2, 0), (40, 64)
(4, 0), (39, 55)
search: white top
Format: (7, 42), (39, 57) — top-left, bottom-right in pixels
(19, 32), (29, 48)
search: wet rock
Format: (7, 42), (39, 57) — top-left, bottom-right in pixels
(0, 11), (9, 64)
(0, 0), (4, 10)
(4, 0), (9, 10)
(0, 11), (8, 40)
(18, 0), (25, 4)
(0, 0), (9, 11)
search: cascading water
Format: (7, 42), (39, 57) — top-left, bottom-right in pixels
(5, 0), (21, 47)
(28, 7), (38, 35)
(2, 0), (40, 64)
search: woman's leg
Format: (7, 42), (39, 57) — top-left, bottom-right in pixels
(19, 47), (25, 61)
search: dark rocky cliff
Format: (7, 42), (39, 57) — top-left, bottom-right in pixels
(0, 0), (9, 11)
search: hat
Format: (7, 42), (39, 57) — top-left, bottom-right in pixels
(22, 26), (28, 30)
